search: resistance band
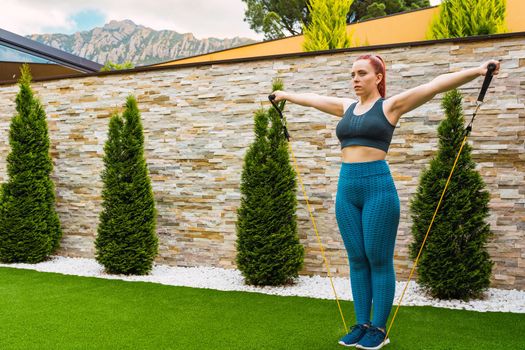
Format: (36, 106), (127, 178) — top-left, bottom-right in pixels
(384, 62), (498, 344)
(268, 94), (349, 333)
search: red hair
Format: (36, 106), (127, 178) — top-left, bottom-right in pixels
(356, 54), (386, 98)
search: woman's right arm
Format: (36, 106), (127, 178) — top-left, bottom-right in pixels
(271, 91), (355, 117)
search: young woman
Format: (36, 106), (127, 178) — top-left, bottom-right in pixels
(271, 55), (499, 349)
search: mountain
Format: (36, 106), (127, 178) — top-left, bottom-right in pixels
(27, 19), (259, 66)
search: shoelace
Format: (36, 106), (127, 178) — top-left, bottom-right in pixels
(366, 327), (387, 341)
(349, 324), (366, 333)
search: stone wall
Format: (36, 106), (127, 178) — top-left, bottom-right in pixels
(0, 34), (523, 290)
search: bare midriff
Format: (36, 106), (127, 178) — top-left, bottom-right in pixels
(341, 145), (387, 163)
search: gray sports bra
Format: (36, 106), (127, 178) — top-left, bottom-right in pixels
(335, 98), (396, 152)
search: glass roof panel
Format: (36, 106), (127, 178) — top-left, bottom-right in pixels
(0, 44), (53, 64)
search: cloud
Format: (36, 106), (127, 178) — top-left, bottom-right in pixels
(1, 0), (264, 40)
(3, 0), (76, 36)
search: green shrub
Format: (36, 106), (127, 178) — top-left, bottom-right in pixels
(409, 89), (493, 300)
(302, 0), (354, 51)
(0, 64), (62, 263)
(428, 0), (506, 39)
(236, 80), (304, 286)
(95, 96), (158, 275)
(101, 61), (134, 72)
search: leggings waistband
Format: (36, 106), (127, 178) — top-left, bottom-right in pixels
(339, 159), (391, 178)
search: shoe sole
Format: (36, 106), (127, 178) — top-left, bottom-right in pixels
(338, 340), (357, 347)
(355, 338), (390, 350)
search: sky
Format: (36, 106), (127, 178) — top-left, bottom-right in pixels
(2, 0), (442, 40)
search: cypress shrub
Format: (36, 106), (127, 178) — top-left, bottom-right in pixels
(236, 80), (304, 286)
(409, 89), (493, 300)
(302, 0), (354, 51)
(0, 64), (62, 263)
(428, 0), (506, 39)
(95, 95), (158, 275)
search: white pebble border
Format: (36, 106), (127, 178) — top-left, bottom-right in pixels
(1, 255), (524, 314)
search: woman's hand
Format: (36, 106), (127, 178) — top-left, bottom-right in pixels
(479, 60), (500, 76)
(270, 90), (287, 102)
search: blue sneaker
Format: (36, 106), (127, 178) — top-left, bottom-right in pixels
(356, 326), (390, 349)
(338, 324), (369, 347)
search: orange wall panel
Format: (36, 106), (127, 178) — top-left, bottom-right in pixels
(155, 0), (524, 67)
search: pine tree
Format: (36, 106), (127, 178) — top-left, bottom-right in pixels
(428, 0), (506, 39)
(409, 89), (493, 300)
(302, 0), (355, 51)
(95, 96), (158, 275)
(236, 80), (304, 286)
(0, 64), (62, 263)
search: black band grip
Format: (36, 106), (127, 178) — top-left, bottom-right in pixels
(477, 63), (497, 103)
(268, 94), (290, 141)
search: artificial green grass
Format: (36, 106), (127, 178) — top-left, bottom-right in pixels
(0, 267), (523, 349)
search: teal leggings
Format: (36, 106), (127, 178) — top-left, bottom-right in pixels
(335, 160), (400, 328)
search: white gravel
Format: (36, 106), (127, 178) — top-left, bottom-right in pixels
(1, 255), (524, 314)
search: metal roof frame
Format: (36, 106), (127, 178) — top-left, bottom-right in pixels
(0, 28), (102, 73)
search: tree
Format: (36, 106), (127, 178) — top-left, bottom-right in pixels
(0, 64), (62, 263)
(95, 95), (158, 275)
(428, 0), (506, 39)
(409, 89), (493, 300)
(236, 79), (304, 286)
(350, 0), (430, 21)
(241, 0), (310, 40)
(302, 0), (354, 51)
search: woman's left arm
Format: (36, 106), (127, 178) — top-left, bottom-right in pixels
(384, 60), (500, 122)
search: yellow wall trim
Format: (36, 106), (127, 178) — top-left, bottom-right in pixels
(154, 0), (524, 67)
